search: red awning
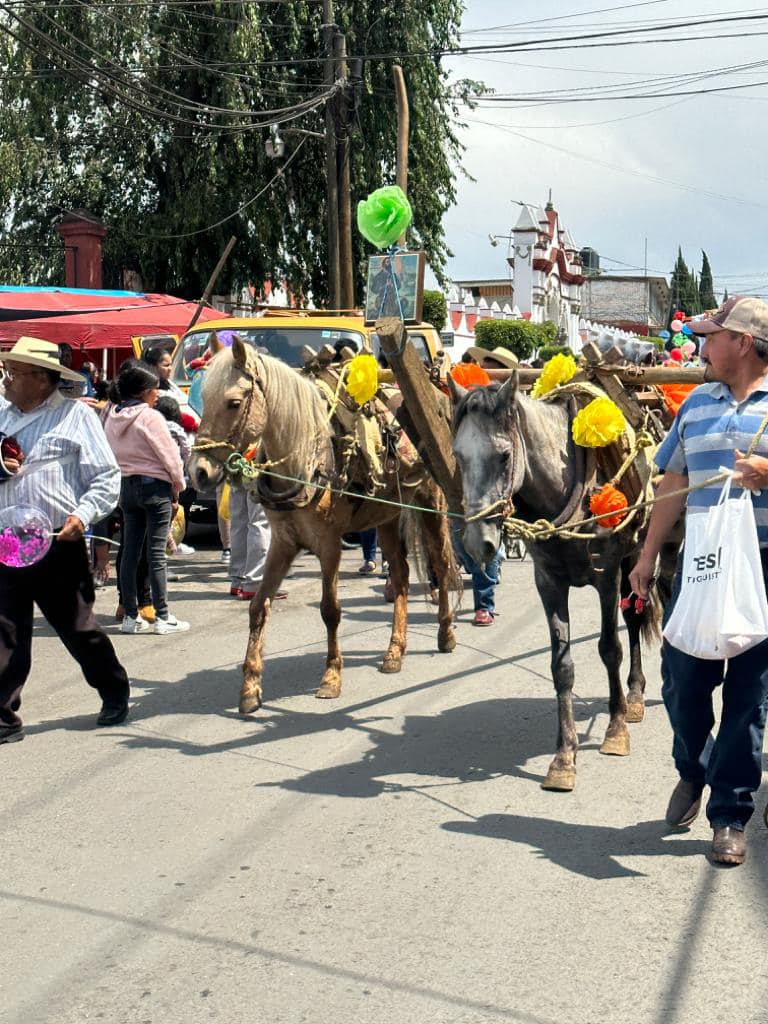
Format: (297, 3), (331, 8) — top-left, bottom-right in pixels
(0, 289), (227, 350)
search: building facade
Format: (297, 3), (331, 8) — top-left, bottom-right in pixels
(580, 275), (670, 336)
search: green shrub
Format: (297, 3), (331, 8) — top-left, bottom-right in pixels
(473, 318), (559, 360)
(422, 289), (447, 332)
(648, 336), (666, 351)
(538, 344), (574, 362)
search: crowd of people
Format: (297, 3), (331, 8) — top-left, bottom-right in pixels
(2, 300), (768, 871)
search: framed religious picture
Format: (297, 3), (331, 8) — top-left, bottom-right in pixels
(364, 250), (425, 326)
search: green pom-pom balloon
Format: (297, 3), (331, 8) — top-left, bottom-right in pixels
(357, 185), (413, 249)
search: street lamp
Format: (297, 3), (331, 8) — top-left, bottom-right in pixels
(265, 123), (325, 159)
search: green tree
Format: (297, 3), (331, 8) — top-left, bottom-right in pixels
(422, 289), (447, 331)
(669, 248), (701, 319)
(0, 2), (480, 301)
(699, 251), (716, 309)
(474, 318), (556, 360)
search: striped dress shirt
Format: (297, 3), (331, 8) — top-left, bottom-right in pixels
(0, 391), (120, 529)
(654, 376), (768, 547)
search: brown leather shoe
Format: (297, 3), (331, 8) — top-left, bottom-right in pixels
(665, 779), (704, 828)
(711, 827), (746, 866)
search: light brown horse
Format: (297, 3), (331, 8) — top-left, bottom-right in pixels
(188, 337), (459, 713)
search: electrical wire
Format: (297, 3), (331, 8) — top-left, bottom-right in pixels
(463, 117), (768, 211)
(133, 135), (307, 239)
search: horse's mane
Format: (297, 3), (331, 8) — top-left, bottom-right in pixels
(454, 382), (568, 431)
(453, 383), (503, 427)
(206, 348), (331, 478)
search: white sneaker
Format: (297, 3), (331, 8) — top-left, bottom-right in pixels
(167, 571), (181, 582)
(121, 616), (150, 634)
(177, 543), (195, 555)
(153, 614), (191, 635)
(220, 548), (231, 564)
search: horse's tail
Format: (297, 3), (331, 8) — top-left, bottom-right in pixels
(401, 483), (463, 604)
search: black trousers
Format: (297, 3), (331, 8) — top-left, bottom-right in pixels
(0, 538), (130, 728)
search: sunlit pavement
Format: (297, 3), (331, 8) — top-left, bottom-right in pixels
(2, 540), (766, 1024)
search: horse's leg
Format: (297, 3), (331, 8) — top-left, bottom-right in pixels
(417, 508), (457, 654)
(537, 573), (579, 792)
(597, 570), (631, 756)
(240, 538), (297, 714)
(620, 559), (646, 723)
(316, 540), (344, 699)
(376, 519), (408, 673)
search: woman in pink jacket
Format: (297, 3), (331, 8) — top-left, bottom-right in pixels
(103, 362), (188, 635)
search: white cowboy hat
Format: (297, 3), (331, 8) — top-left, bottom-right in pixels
(465, 345), (519, 369)
(1, 336), (84, 382)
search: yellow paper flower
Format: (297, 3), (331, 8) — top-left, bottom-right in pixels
(531, 352), (578, 398)
(345, 353), (379, 406)
(572, 397), (626, 448)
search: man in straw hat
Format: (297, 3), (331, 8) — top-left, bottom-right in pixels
(463, 345), (519, 372)
(630, 296), (768, 866)
(0, 337), (129, 744)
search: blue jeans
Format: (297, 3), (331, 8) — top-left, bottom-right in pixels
(119, 476), (173, 620)
(451, 525), (501, 615)
(360, 528), (377, 563)
(661, 548), (768, 830)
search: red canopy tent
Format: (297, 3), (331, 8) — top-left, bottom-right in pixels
(0, 287), (227, 374)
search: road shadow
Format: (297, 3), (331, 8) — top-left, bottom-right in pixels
(441, 814), (709, 879)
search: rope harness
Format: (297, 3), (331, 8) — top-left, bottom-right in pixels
(191, 371), (768, 539)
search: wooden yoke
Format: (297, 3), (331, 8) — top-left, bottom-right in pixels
(375, 316), (464, 515)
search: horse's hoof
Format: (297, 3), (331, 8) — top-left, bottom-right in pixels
(438, 632), (456, 653)
(379, 655), (402, 674)
(316, 680), (341, 699)
(626, 702), (645, 724)
(600, 732), (630, 756)
(239, 692), (262, 714)
(541, 768), (576, 792)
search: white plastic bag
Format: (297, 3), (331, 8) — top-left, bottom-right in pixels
(663, 475), (768, 659)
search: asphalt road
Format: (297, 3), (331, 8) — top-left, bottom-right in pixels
(2, 539), (767, 1024)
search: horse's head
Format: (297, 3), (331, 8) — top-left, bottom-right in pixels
(188, 335), (268, 492)
(451, 374), (525, 568)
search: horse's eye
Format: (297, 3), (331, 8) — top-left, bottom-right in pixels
(227, 399), (242, 410)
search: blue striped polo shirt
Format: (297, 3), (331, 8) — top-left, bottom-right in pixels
(655, 376), (768, 546)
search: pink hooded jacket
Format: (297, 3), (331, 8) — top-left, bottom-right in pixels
(103, 402), (185, 497)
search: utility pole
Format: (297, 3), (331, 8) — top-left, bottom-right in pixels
(323, 0), (340, 309)
(392, 65), (409, 247)
(335, 30), (354, 310)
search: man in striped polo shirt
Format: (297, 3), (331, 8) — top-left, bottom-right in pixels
(0, 337), (130, 744)
(630, 296), (768, 866)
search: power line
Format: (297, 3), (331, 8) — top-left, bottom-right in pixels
(133, 136), (308, 239)
(463, 117), (768, 211)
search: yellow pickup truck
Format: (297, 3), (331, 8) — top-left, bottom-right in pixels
(167, 309), (445, 388)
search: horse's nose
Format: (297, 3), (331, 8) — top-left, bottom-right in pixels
(462, 521), (501, 570)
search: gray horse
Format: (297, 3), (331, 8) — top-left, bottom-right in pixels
(451, 375), (677, 792)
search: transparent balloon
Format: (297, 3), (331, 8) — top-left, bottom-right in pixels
(0, 505), (53, 568)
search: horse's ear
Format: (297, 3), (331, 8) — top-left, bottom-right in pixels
(447, 372), (468, 407)
(208, 331), (223, 354)
(497, 371), (519, 417)
(231, 334), (250, 370)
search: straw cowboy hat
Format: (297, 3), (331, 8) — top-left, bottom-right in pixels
(1, 336), (83, 382)
(464, 345), (519, 369)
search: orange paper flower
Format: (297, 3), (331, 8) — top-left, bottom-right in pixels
(589, 483), (629, 528)
(451, 363), (491, 389)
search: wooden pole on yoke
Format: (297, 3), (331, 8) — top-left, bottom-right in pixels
(376, 316), (464, 513)
(186, 234), (237, 332)
(481, 365), (706, 386)
(392, 65), (409, 247)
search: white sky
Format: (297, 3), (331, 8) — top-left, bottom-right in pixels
(433, 0), (768, 301)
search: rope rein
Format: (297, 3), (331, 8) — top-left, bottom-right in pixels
(190, 375), (768, 541)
